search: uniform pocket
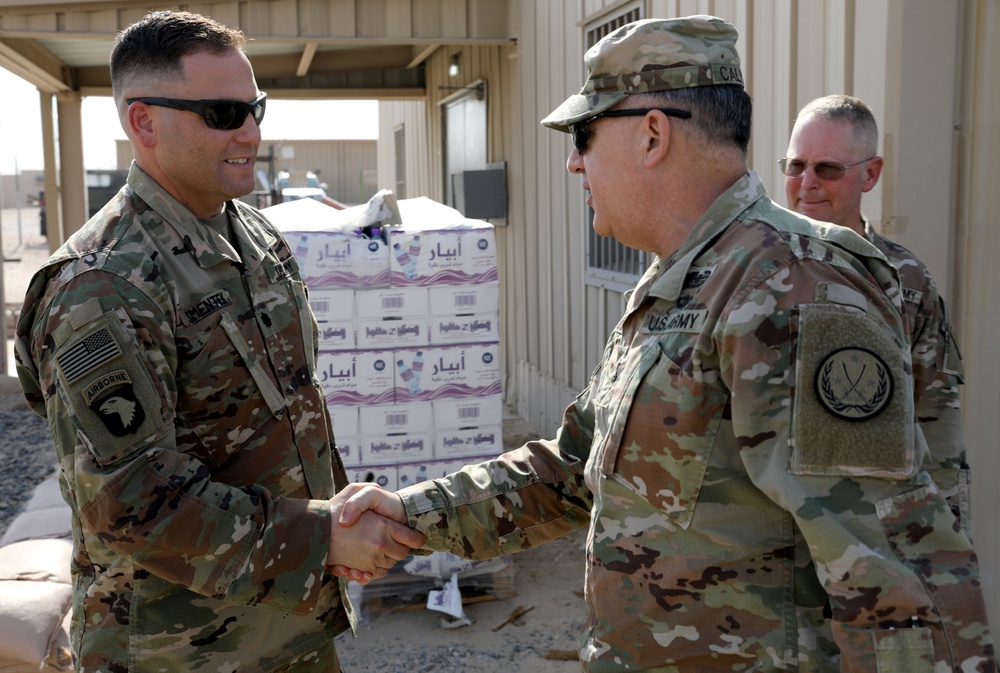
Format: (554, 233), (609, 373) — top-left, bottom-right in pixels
(175, 312), (283, 466)
(603, 349), (727, 529)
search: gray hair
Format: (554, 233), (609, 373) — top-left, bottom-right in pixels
(796, 94), (879, 157)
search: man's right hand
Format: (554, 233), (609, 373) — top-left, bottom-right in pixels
(327, 484), (423, 584)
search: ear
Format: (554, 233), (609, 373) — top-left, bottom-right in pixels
(861, 155), (883, 193)
(127, 102), (158, 148)
(640, 110), (672, 168)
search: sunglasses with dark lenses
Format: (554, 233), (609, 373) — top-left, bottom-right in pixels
(569, 107), (692, 154)
(126, 92), (267, 130)
(778, 156), (873, 180)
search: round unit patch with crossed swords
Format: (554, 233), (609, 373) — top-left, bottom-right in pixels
(814, 347), (894, 422)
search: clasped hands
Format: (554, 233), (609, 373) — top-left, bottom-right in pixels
(327, 483), (420, 584)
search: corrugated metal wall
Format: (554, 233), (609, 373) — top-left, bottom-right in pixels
(954, 0), (1000, 633)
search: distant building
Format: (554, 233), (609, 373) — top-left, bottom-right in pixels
(115, 138), (377, 207)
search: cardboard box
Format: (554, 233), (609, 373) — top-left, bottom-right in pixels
(316, 322), (355, 350)
(360, 433), (433, 465)
(433, 395), (504, 429)
(396, 462), (433, 489)
(359, 402), (433, 435)
(308, 289), (355, 321)
(434, 425), (503, 460)
(334, 435), (361, 467)
(387, 227), (498, 287)
(355, 287), (429, 319)
(428, 284), (500, 316)
(393, 343), (501, 402)
(316, 350), (395, 406)
(349, 465), (398, 491)
(430, 315), (498, 345)
(357, 317), (429, 348)
(290, 230), (390, 289)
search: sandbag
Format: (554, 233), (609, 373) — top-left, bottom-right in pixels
(0, 539), (73, 671)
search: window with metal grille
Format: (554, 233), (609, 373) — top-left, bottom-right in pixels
(584, 3), (647, 293)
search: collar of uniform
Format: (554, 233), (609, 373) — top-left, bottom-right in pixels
(639, 171), (767, 304)
(126, 163), (256, 271)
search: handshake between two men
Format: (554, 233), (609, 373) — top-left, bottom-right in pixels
(327, 483), (418, 583)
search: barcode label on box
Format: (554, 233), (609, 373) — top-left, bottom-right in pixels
(386, 412), (409, 426)
(454, 293), (477, 309)
(382, 296), (404, 310)
(458, 406), (480, 421)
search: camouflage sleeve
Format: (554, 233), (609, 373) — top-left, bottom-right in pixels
(20, 269), (335, 616)
(398, 392), (595, 557)
(908, 282), (968, 526)
(724, 257), (989, 671)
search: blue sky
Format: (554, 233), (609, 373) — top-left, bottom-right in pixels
(0, 67), (379, 174)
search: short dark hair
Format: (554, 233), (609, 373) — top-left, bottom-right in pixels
(632, 85), (753, 157)
(797, 94), (879, 157)
(110, 11), (246, 102)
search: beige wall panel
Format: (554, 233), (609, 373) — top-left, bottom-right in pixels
(879, 1), (961, 302)
(182, 4), (241, 31)
(851, 0), (890, 238)
(749, 2), (794, 197)
(296, 0), (333, 38)
(469, 0), (508, 39)
(262, 0), (300, 36)
(957, 0), (1000, 629)
(327, 0), (358, 37)
(385, 0), (415, 38)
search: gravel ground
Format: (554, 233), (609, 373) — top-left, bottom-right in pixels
(0, 380), (588, 672)
(0, 390), (59, 541)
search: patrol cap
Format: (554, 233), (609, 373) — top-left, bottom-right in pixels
(541, 15), (744, 133)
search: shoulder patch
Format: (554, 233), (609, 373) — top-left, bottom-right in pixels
(814, 347), (893, 421)
(791, 303), (915, 479)
(53, 313), (165, 466)
(55, 326), (122, 382)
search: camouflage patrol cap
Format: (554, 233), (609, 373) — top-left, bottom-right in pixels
(541, 15), (744, 133)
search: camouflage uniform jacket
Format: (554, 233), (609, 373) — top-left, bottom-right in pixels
(15, 164), (354, 673)
(399, 172), (995, 672)
(863, 217), (970, 529)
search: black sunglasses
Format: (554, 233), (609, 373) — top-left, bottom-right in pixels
(126, 92), (267, 130)
(569, 107), (692, 154)
(778, 156), (873, 181)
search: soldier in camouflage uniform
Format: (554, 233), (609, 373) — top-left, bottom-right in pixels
(338, 16), (996, 673)
(14, 10), (423, 673)
(783, 94), (971, 536)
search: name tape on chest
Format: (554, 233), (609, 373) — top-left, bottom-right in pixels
(642, 309), (709, 334)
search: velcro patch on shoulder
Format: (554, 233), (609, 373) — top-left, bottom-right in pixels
(790, 303), (915, 479)
(53, 313), (164, 466)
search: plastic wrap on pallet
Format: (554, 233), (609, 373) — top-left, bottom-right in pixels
(350, 551), (514, 622)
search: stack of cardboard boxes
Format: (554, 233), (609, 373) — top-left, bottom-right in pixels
(265, 194), (502, 492)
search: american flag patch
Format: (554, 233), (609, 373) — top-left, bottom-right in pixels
(58, 327), (122, 382)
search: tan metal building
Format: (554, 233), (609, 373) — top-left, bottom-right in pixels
(1, 0), (998, 633)
(113, 137), (378, 206)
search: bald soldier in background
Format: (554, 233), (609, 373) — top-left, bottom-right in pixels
(782, 94), (971, 535)
(14, 10), (422, 672)
(338, 15), (996, 673)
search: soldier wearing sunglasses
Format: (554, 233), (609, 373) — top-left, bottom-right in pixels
(336, 15), (995, 673)
(14, 10), (424, 673)
(783, 93), (970, 538)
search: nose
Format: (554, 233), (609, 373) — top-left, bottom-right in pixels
(235, 111), (262, 142)
(800, 165), (822, 189)
(567, 147), (584, 174)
